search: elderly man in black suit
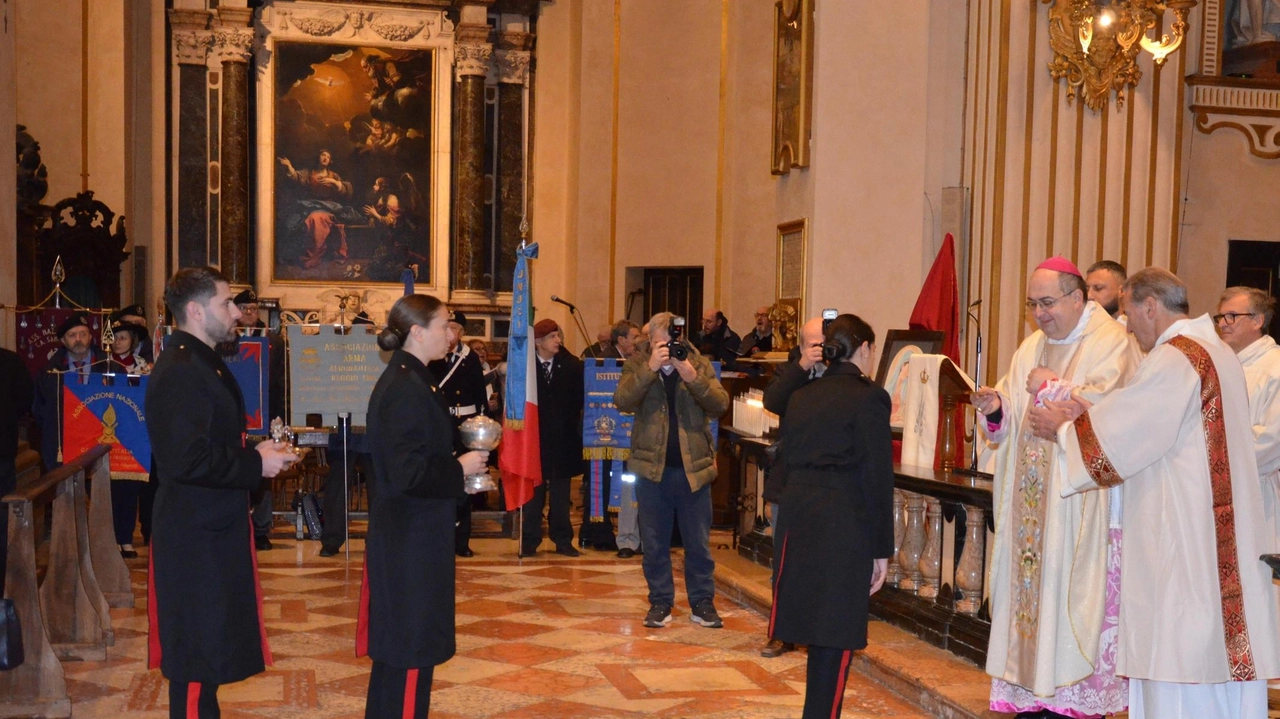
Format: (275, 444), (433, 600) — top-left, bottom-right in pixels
(521, 319), (585, 557)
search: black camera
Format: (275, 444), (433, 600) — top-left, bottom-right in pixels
(821, 308), (841, 361)
(666, 316), (689, 361)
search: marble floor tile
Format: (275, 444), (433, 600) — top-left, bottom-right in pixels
(57, 536), (947, 719)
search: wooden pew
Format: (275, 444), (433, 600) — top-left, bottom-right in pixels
(0, 445), (115, 718)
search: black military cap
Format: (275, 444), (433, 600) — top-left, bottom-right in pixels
(233, 289), (259, 306)
(56, 314), (91, 339)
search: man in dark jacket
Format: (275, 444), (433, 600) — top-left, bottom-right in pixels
(0, 346), (35, 596)
(615, 312), (730, 629)
(426, 311), (490, 557)
(523, 319), (584, 556)
(146, 267), (296, 719)
(695, 308), (742, 368)
(31, 314), (104, 470)
(740, 306), (776, 356)
(757, 315), (827, 658)
(234, 288), (287, 551)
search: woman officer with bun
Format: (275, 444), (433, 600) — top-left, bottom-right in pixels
(357, 294), (490, 718)
(767, 313), (895, 719)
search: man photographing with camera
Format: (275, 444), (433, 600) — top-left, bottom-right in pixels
(615, 312), (730, 629)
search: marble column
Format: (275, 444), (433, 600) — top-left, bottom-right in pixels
(169, 10), (213, 270)
(495, 33), (531, 294)
(452, 23), (493, 294)
(213, 11), (254, 285)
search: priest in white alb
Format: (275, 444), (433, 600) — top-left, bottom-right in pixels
(1033, 268), (1280, 718)
(1215, 286), (1280, 545)
(971, 257), (1139, 717)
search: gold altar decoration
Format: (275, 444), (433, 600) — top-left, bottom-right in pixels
(1044, 0), (1197, 111)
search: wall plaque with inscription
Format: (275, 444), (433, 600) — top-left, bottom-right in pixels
(287, 325), (387, 426)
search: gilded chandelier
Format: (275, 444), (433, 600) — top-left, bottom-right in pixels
(1044, 0), (1197, 111)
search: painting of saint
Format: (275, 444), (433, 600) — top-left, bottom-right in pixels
(272, 42), (434, 284)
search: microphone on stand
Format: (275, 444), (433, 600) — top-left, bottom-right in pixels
(550, 295), (577, 312)
(966, 299), (984, 471)
(550, 294), (597, 358)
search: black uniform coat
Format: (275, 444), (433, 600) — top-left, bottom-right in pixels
(760, 357), (817, 504)
(145, 331), (269, 684)
(426, 344), (489, 449)
(358, 350), (465, 668)
(535, 349), (584, 479)
(769, 361), (894, 650)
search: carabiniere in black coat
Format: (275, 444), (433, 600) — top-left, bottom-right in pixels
(146, 330), (270, 684)
(769, 361), (895, 651)
(358, 349), (465, 668)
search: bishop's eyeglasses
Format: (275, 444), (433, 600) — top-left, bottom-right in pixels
(1212, 312), (1256, 326)
(1025, 294), (1069, 311)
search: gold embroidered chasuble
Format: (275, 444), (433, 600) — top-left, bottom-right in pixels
(1060, 315), (1280, 684)
(983, 303), (1138, 696)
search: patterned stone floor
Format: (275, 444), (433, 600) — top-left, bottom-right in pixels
(64, 535), (932, 719)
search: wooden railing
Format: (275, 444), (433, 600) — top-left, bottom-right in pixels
(1, 444), (131, 719)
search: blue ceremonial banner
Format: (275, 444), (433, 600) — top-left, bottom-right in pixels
(225, 336), (270, 434)
(582, 359), (633, 460)
(582, 359), (721, 519)
(505, 242), (539, 424)
(62, 376), (151, 479)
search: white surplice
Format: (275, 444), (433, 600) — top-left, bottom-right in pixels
(1238, 334), (1280, 548)
(983, 302), (1139, 700)
(1060, 315), (1280, 718)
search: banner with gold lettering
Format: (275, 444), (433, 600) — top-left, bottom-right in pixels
(62, 376), (151, 480)
(287, 325), (386, 426)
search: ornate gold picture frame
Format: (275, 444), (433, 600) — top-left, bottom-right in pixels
(771, 0), (814, 174)
(776, 218), (808, 321)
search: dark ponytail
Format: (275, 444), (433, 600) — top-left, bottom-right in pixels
(823, 314), (875, 362)
(377, 294), (445, 351)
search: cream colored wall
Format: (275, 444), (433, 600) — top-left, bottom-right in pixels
(14, 0), (128, 301)
(127, 0), (169, 316)
(962, 0), (1201, 384)
(532, 0), (967, 356)
(1, 0), (16, 348)
(1179, 128), (1280, 316)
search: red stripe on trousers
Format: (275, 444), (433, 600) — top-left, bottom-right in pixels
(402, 668), (419, 719)
(830, 650), (851, 719)
(186, 683), (201, 719)
(768, 532), (789, 636)
(147, 544), (161, 669)
(246, 502), (274, 665)
(356, 554), (371, 657)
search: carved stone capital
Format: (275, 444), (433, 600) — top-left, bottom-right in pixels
(173, 31), (214, 65)
(495, 49), (531, 85)
(211, 28), (255, 64)
(455, 41), (494, 80)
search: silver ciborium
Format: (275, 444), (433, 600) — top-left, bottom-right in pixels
(458, 415), (501, 494)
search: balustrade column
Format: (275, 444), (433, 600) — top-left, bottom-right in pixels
(898, 492), (926, 592)
(955, 505), (986, 615)
(887, 489), (905, 586)
(918, 497), (943, 598)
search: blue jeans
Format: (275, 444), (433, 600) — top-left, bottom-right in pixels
(635, 467), (716, 608)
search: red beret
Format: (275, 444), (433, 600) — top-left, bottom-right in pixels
(533, 319), (560, 339)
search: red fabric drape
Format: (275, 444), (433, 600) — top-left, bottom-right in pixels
(908, 234), (965, 469)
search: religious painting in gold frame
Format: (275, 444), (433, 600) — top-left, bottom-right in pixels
(771, 0), (814, 174)
(776, 218), (808, 326)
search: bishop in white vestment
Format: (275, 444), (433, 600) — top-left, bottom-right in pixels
(973, 258), (1138, 716)
(1047, 269), (1280, 719)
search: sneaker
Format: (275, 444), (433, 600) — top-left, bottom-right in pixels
(643, 604), (673, 628)
(690, 601), (723, 628)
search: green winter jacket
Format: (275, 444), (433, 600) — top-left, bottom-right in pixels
(613, 344), (730, 491)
